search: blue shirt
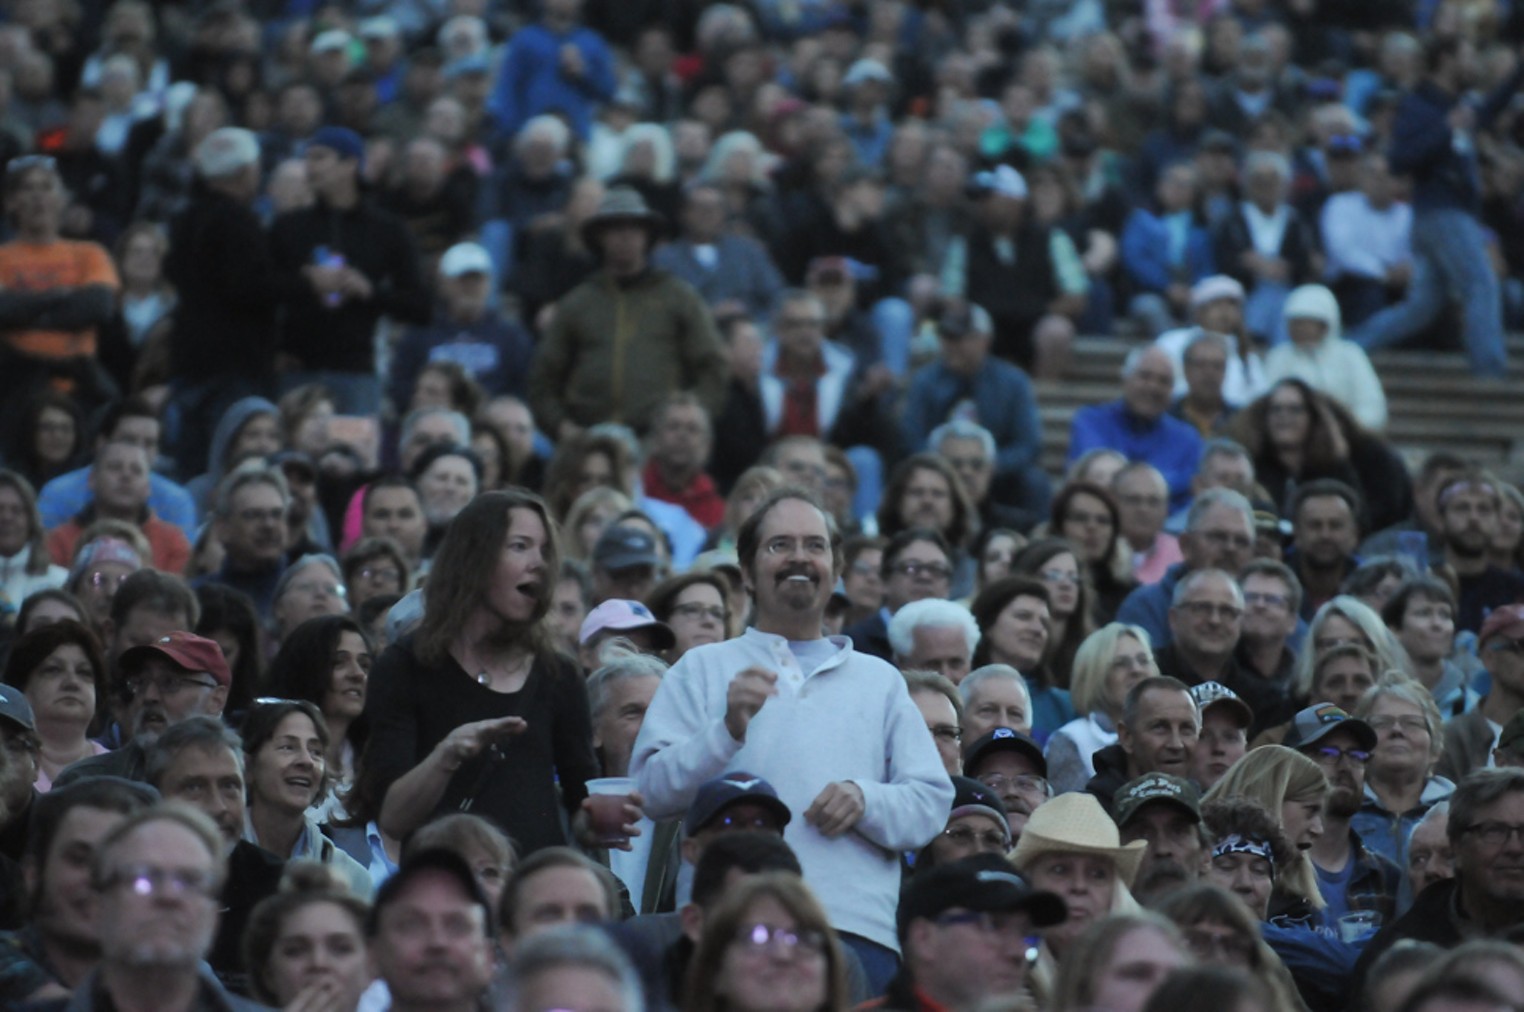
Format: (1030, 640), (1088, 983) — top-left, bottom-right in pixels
(37, 466), (197, 536)
(1067, 401), (1204, 510)
(489, 23), (616, 140)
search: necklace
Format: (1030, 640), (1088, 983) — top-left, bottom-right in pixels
(473, 650), (531, 689)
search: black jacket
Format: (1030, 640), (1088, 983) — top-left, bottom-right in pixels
(165, 186), (286, 380)
(270, 196), (430, 371)
(1352, 877), (1472, 996)
(1084, 743), (1131, 816)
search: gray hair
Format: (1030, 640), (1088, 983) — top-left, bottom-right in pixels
(1201, 438), (1252, 469)
(1171, 567), (1244, 608)
(273, 553), (344, 604)
(887, 599), (981, 661)
(1183, 329), (1232, 363)
(1122, 345), (1174, 381)
(587, 652), (669, 720)
(517, 114), (572, 155)
(1243, 149), (1292, 183)
(501, 925), (644, 1012)
(194, 127), (260, 179)
(144, 716), (244, 789)
(1184, 487), (1254, 533)
(771, 288), (824, 325)
(929, 419), (996, 462)
(958, 664), (1030, 712)
(215, 465), (290, 519)
(1447, 769), (1524, 847)
(700, 130), (769, 187)
(400, 408), (470, 449)
(1412, 800), (1449, 840)
(619, 123), (675, 183)
(903, 670), (964, 722)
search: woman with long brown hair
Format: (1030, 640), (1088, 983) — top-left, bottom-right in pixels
(366, 490), (602, 854)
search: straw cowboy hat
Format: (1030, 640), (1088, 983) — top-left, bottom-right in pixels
(580, 186), (666, 248)
(1011, 793), (1148, 888)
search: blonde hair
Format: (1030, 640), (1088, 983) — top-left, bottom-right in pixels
(1047, 912), (1185, 1012)
(1069, 623), (1155, 717)
(563, 486), (635, 561)
(1293, 596), (1412, 697)
(1203, 746), (1329, 909)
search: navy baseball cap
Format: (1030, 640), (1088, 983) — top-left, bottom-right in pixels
(684, 771), (792, 836)
(963, 727), (1046, 778)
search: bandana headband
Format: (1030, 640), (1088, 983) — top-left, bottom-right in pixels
(1212, 834), (1276, 875)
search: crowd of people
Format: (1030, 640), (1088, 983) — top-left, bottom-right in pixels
(1, 0), (1524, 1011)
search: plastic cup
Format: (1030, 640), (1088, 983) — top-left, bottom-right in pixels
(585, 777), (635, 846)
(1339, 910), (1380, 943)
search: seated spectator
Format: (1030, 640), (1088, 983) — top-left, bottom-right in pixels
(1265, 284), (1388, 432)
(1154, 884), (1306, 1010)
(358, 477), (429, 576)
(502, 925), (644, 1012)
(1432, 473), (1524, 634)
(1351, 679), (1455, 869)
(844, 528), (955, 662)
(1341, 556), (1415, 614)
(196, 467), (292, 621)
(1187, 681), (1252, 792)
(1011, 539), (1094, 687)
(369, 848), (497, 1011)
(1382, 576), (1474, 721)
(47, 441), (190, 574)
(1, 620), (108, 791)
(1168, 329), (1238, 437)
(1067, 346), (1205, 511)
(1114, 463), (1181, 586)
(0, 470), (68, 620)
(1086, 676), (1200, 815)
(1286, 479), (1364, 621)
(589, 525), (665, 608)
(1213, 150), (1318, 343)
(1046, 624), (1158, 794)
(887, 853), (1066, 1011)
(959, 665), (1036, 743)
(904, 670), (965, 777)
(888, 598), (979, 685)
(1121, 162), (1216, 337)
(1155, 569), (1248, 689)
(1320, 152), (1413, 326)
(341, 537), (410, 611)
(1113, 773), (1206, 904)
(1156, 275), (1268, 408)
(0, 686), (39, 914)
(963, 728), (1052, 843)
(242, 862), (373, 1010)
(641, 393), (724, 532)
(915, 775), (1012, 869)
(1227, 379), (1413, 535)
(969, 580), (1075, 741)
(66, 534), (144, 635)
(185, 396), (282, 519)
(410, 443), (482, 560)
(967, 527), (1025, 603)
(1405, 802), (1455, 901)
(1051, 482), (1135, 625)
(903, 303), (1050, 521)
(1442, 605), (1524, 783)
(876, 456), (979, 599)
(1230, 560), (1303, 736)
(651, 182), (784, 317)
(37, 398), (196, 535)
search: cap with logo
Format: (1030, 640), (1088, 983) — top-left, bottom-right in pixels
(592, 524), (661, 572)
(0, 684), (36, 733)
(1479, 604), (1524, 647)
(1189, 681), (1253, 729)
(1281, 702), (1377, 752)
(684, 771), (792, 836)
(118, 632), (232, 688)
(898, 853), (1066, 937)
(1113, 773), (1201, 828)
(962, 727), (1046, 777)
(948, 775), (1010, 844)
(578, 599), (675, 650)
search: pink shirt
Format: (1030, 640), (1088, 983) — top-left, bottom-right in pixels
(1132, 531), (1183, 586)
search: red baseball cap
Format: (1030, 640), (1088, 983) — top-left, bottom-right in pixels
(119, 631), (232, 688)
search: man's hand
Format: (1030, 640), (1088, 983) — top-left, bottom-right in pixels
(725, 667), (779, 742)
(1449, 103), (1476, 132)
(339, 267), (374, 301)
(432, 716), (528, 772)
(804, 781), (865, 837)
(302, 263), (347, 299)
(560, 43), (586, 78)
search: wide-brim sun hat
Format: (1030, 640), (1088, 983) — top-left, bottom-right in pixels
(1011, 792), (1147, 888)
(580, 186), (666, 248)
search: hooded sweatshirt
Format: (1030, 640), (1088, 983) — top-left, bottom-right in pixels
(1265, 284), (1388, 431)
(185, 396), (280, 519)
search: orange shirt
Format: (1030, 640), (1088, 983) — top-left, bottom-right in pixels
(0, 239), (119, 358)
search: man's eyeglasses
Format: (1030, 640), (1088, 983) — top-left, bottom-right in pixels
(763, 536), (830, 558)
(122, 674), (219, 698)
(96, 864), (217, 899)
(977, 772), (1051, 797)
(1463, 822), (1524, 848)
(1487, 637), (1524, 655)
(1310, 745), (1371, 765)
(1176, 600), (1244, 621)
(1243, 591), (1290, 609)
(357, 566), (401, 587)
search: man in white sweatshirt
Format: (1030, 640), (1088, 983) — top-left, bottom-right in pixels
(630, 487), (953, 995)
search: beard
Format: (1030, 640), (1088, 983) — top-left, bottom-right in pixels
(1327, 785), (1362, 819)
(1133, 858), (1194, 902)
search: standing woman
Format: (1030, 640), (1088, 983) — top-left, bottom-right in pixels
(2, 620), (108, 790)
(368, 490), (602, 855)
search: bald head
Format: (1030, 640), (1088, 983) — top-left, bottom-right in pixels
(1122, 346), (1176, 420)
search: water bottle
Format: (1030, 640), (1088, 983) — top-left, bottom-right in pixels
(313, 245), (346, 309)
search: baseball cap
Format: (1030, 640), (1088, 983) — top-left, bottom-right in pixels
(935, 302), (994, 340)
(367, 848), (493, 938)
(1114, 773), (1201, 828)
(310, 29), (353, 55)
(898, 853), (1066, 937)
(684, 771), (792, 836)
(358, 15), (400, 39)
(306, 125), (366, 165)
(0, 684), (36, 733)
(1497, 708), (1524, 753)
(1189, 681), (1253, 729)
(692, 549), (742, 580)
(118, 632), (232, 689)
(69, 537), (143, 584)
(1190, 275), (1246, 308)
(843, 58), (892, 87)
(592, 525), (661, 572)
(970, 164), (1027, 201)
(1281, 702), (1378, 752)
(439, 242), (494, 279)
(962, 727), (1046, 778)
(1479, 604), (1524, 647)
(577, 599), (675, 650)
(948, 775), (1010, 841)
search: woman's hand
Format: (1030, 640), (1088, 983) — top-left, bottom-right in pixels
(575, 790), (646, 851)
(432, 716), (528, 772)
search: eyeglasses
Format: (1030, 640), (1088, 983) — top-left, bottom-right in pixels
(357, 566), (401, 587)
(671, 602), (726, 623)
(1177, 601), (1244, 621)
(122, 673), (219, 698)
(97, 864), (217, 899)
(1310, 745), (1371, 765)
(941, 826), (1009, 851)
(977, 773), (1052, 797)
(1038, 569), (1078, 586)
(712, 812), (780, 833)
(1243, 591), (1290, 609)
(1184, 927), (1255, 963)
(733, 923), (826, 956)
(891, 561), (952, 580)
(1463, 822), (1524, 848)
(763, 536), (830, 558)
(88, 571), (129, 592)
(286, 580), (345, 600)
(929, 724), (962, 745)
(1200, 530), (1253, 550)
(1367, 715), (1429, 734)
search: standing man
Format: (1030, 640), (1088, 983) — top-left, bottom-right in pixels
(165, 127), (284, 473)
(1350, 38), (1523, 376)
(488, 0), (615, 142)
(632, 488), (953, 993)
(270, 126), (430, 414)
(529, 188), (726, 440)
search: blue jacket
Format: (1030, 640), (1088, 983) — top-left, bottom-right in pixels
(37, 468), (196, 535)
(1115, 561), (1188, 649)
(651, 235), (785, 317)
(1067, 401), (1204, 509)
(489, 23), (616, 140)
(1120, 207), (1215, 294)
(1390, 68), (1524, 215)
(902, 358), (1043, 481)
(389, 311), (535, 408)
